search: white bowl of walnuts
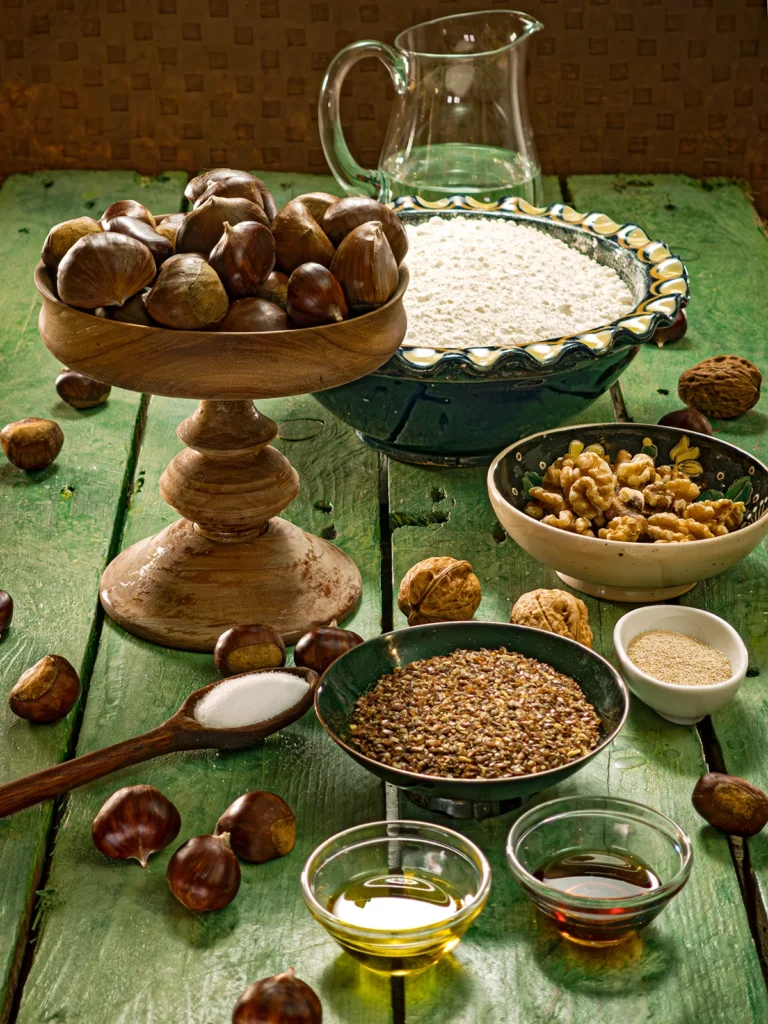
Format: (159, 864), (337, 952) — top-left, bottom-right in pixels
(488, 422), (768, 603)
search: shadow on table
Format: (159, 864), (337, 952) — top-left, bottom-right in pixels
(319, 954), (391, 1019)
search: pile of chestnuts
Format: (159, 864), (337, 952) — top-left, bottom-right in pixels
(214, 620), (363, 678)
(91, 783), (295, 914)
(42, 168), (407, 334)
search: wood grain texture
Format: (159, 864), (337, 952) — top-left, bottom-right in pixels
(0, 170), (187, 1020)
(36, 262), (409, 400)
(567, 176), (768, 908)
(14, 389), (392, 1024)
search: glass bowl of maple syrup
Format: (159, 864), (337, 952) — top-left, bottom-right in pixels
(301, 820), (491, 975)
(506, 796), (692, 946)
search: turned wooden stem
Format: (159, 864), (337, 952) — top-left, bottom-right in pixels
(0, 725), (181, 819)
(160, 400), (299, 542)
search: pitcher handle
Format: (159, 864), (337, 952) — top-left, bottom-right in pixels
(319, 40), (409, 199)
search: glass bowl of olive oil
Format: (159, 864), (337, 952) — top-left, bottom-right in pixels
(301, 820), (491, 975)
(506, 796), (692, 946)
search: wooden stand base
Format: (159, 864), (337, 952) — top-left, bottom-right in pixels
(99, 399), (362, 651)
(100, 518), (361, 651)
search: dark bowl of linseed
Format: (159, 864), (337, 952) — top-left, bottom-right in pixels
(314, 621), (629, 819)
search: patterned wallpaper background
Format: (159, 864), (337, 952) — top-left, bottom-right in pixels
(0, 0), (766, 213)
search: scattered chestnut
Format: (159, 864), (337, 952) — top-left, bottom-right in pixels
(324, 195), (408, 265)
(167, 832), (241, 912)
(287, 264), (348, 328)
(214, 623), (286, 675)
(215, 791), (295, 864)
(255, 270), (288, 310)
(0, 590), (13, 634)
(232, 968), (322, 1024)
(41, 216), (102, 273)
(208, 221), (276, 299)
(100, 199), (156, 230)
(105, 215), (174, 268)
(218, 298), (289, 332)
(692, 772), (768, 838)
(92, 785), (181, 868)
(272, 200), (335, 275)
(294, 624), (363, 675)
(1, 417), (64, 471)
(330, 221), (398, 314)
(8, 654), (81, 723)
(658, 408), (713, 436)
(57, 232), (156, 309)
(56, 368), (111, 409)
(653, 307), (688, 346)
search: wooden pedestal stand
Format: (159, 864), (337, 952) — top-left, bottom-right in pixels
(35, 262), (408, 651)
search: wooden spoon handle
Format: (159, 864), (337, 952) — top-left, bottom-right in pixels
(0, 725), (181, 818)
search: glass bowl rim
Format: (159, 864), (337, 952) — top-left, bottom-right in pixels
(505, 795), (693, 910)
(300, 818), (492, 941)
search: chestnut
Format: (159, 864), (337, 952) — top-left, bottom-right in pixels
(56, 368), (111, 409)
(294, 624), (364, 675)
(653, 307), (688, 346)
(233, 968), (322, 1024)
(692, 772), (768, 837)
(167, 832), (241, 912)
(1, 418), (64, 471)
(658, 408), (712, 436)
(215, 791), (295, 863)
(0, 590), (13, 634)
(214, 623), (286, 676)
(100, 199), (156, 230)
(92, 785), (181, 867)
(8, 654), (81, 723)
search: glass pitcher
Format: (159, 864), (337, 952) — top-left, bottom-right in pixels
(319, 10), (544, 206)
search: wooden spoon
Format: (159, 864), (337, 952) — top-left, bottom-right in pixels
(0, 667), (317, 819)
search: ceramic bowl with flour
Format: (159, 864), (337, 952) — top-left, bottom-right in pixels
(313, 196), (689, 466)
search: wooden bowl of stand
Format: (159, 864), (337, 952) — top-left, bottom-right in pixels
(35, 262), (409, 400)
(33, 262), (409, 652)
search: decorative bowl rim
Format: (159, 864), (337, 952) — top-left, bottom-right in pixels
(387, 194), (689, 377)
(488, 421), (768, 549)
(314, 620), (630, 787)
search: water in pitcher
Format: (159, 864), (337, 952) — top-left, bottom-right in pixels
(381, 143), (543, 205)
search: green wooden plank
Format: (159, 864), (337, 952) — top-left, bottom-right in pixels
(388, 175), (768, 1020)
(0, 170), (187, 1019)
(14, 402), (391, 1014)
(567, 175), (768, 900)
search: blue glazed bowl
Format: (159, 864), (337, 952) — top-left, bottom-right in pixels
(314, 621), (629, 819)
(313, 196), (689, 467)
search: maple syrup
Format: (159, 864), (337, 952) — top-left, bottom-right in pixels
(534, 849), (662, 945)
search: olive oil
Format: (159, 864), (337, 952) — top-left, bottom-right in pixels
(327, 870), (467, 975)
(534, 849), (662, 946)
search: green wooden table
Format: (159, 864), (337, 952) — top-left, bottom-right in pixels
(0, 170), (766, 1024)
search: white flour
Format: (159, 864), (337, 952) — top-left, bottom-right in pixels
(402, 216), (635, 349)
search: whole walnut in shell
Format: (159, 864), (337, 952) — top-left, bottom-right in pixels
(397, 557), (481, 626)
(510, 589), (593, 648)
(678, 355), (761, 419)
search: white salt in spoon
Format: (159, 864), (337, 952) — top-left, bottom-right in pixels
(0, 667), (317, 818)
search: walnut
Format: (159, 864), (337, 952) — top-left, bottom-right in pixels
(565, 452), (615, 519)
(685, 499), (745, 532)
(541, 510), (594, 535)
(645, 512), (725, 542)
(527, 485), (566, 513)
(523, 501), (544, 520)
(643, 476), (700, 512)
(510, 588), (593, 648)
(397, 556), (482, 626)
(679, 355), (762, 419)
(616, 453), (655, 488)
(542, 457), (574, 488)
(606, 487), (644, 520)
(612, 449), (633, 472)
(598, 515), (647, 542)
